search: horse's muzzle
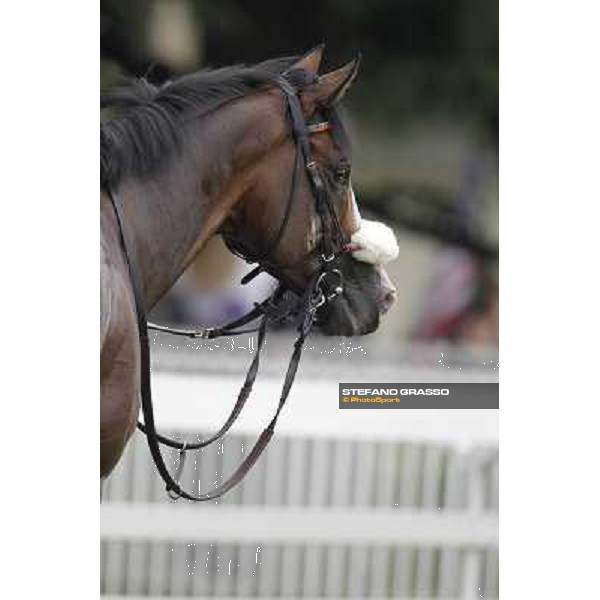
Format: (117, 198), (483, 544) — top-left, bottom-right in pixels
(377, 268), (397, 315)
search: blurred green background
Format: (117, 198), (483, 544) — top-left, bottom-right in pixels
(101, 0), (498, 347)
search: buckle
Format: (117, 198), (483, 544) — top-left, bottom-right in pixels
(315, 269), (344, 302)
(193, 327), (215, 340)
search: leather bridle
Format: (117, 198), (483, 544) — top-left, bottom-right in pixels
(107, 72), (351, 501)
(223, 75), (349, 297)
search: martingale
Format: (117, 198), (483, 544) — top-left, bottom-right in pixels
(109, 71), (362, 501)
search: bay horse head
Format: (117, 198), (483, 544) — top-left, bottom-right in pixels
(101, 46), (397, 336)
(220, 46), (398, 336)
(100, 47), (400, 487)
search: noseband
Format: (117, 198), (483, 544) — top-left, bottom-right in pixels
(107, 73), (350, 501)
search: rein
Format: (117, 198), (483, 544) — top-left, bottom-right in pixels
(106, 72), (348, 501)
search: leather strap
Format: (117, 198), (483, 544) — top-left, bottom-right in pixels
(109, 187), (322, 500)
(104, 71), (346, 501)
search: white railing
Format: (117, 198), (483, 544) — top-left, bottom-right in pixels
(102, 505), (498, 547)
(101, 339), (498, 599)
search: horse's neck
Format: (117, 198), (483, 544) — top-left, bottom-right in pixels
(110, 91), (285, 310)
(111, 159), (205, 309)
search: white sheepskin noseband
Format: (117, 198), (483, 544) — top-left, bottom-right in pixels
(340, 187), (399, 266)
(348, 219), (399, 265)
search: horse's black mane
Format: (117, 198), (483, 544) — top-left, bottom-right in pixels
(101, 56), (305, 191)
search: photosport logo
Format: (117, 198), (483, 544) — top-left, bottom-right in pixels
(338, 383), (499, 409)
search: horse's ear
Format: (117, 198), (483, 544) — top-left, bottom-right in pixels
(311, 55), (361, 107)
(285, 44), (325, 76)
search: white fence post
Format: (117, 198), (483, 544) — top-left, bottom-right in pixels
(461, 447), (496, 600)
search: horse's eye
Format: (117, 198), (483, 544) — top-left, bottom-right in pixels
(335, 162), (351, 186)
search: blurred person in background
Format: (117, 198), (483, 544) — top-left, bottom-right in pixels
(413, 247), (498, 345)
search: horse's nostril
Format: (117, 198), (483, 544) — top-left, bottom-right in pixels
(379, 288), (397, 314)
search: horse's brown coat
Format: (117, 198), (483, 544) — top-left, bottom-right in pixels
(100, 49), (396, 478)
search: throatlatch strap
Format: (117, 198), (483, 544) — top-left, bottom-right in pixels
(260, 145), (302, 258)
